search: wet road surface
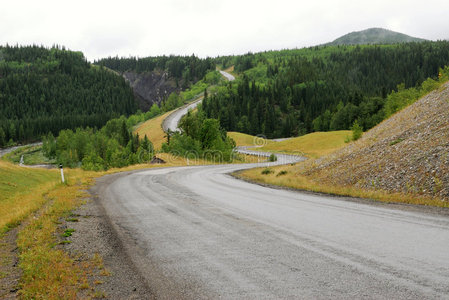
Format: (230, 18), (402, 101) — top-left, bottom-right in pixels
(94, 163), (449, 299)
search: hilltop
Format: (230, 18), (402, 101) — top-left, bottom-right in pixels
(327, 28), (427, 46)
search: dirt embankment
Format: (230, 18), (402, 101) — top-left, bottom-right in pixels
(303, 82), (449, 201)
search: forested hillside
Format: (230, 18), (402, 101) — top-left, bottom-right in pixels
(0, 45), (137, 146)
(206, 42), (449, 138)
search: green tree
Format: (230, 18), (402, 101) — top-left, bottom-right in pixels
(0, 127), (5, 147)
(351, 120), (363, 141)
(120, 120), (130, 147)
(199, 119), (221, 150)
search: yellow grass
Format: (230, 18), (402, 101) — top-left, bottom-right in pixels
(224, 66), (234, 73)
(258, 131), (351, 158)
(17, 168), (94, 299)
(227, 132), (272, 147)
(238, 164), (448, 207)
(0, 161), (60, 233)
(135, 111), (172, 150)
(1, 151), (235, 298)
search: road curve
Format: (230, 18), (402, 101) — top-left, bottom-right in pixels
(0, 142), (42, 158)
(219, 70), (235, 81)
(162, 98), (203, 133)
(163, 70), (235, 133)
(95, 69), (449, 298)
(93, 162), (449, 299)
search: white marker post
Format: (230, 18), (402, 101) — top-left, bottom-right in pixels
(59, 164), (65, 183)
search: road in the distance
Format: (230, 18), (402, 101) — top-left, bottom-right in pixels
(219, 70), (235, 81)
(162, 98), (203, 133)
(162, 70), (235, 133)
(0, 142), (42, 158)
(94, 162), (449, 299)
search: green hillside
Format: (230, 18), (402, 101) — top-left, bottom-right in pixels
(327, 28), (427, 46)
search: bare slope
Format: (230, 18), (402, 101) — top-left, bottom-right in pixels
(123, 71), (178, 111)
(303, 82), (449, 200)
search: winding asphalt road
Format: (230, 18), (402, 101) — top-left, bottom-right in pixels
(162, 98), (203, 133)
(94, 163), (449, 299)
(162, 70), (235, 133)
(93, 70), (449, 298)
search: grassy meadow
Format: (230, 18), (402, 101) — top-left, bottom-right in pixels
(258, 131), (351, 158)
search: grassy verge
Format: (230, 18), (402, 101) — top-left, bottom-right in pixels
(0, 160), (59, 234)
(237, 164), (448, 207)
(16, 168), (94, 299)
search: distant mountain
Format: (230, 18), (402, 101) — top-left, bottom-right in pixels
(326, 28), (427, 46)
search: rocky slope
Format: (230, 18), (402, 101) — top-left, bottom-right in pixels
(123, 71), (178, 111)
(302, 82), (449, 201)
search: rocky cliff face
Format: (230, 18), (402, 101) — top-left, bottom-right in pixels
(303, 82), (449, 201)
(123, 71), (179, 111)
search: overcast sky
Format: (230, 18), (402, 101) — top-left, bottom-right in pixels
(1, 0), (448, 61)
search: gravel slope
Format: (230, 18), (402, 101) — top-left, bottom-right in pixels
(304, 82), (449, 201)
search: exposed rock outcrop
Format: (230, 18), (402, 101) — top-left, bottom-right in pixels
(123, 71), (179, 111)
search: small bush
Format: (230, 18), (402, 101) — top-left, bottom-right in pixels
(62, 228), (75, 237)
(268, 153), (277, 162)
(351, 120), (363, 141)
(344, 136), (351, 143)
(389, 138), (404, 146)
(276, 170), (288, 176)
(261, 168), (274, 175)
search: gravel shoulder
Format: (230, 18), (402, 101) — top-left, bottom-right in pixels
(61, 172), (155, 299)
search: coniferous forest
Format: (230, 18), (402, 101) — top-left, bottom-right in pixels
(0, 45), (137, 146)
(205, 42), (449, 138)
